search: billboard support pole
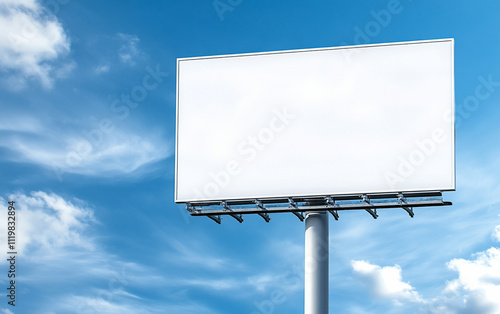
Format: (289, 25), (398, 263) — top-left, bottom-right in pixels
(305, 211), (329, 314)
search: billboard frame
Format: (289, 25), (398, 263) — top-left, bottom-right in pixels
(175, 38), (455, 207)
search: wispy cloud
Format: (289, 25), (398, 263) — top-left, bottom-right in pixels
(166, 239), (236, 270)
(0, 0), (71, 89)
(94, 63), (110, 74)
(58, 295), (219, 314)
(0, 116), (171, 179)
(0, 115), (42, 132)
(118, 33), (142, 66)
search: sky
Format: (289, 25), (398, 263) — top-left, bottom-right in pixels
(0, 0), (500, 313)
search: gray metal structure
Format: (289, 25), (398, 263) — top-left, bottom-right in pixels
(186, 191), (451, 223)
(185, 191), (451, 313)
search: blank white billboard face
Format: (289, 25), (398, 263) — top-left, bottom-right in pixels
(176, 39), (454, 203)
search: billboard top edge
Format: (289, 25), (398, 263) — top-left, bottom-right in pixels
(176, 38), (454, 62)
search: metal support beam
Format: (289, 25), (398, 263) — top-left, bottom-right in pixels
(293, 211), (305, 221)
(289, 198), (304, 221)
(222, 201), (243, 223)
(398, 193), (414, 217)
(365, 208), (378, 219)
(305, 211), (329, 314)
(361, 194), (370, 204)
(325, 196), (339, 220)
(190, 193), (452, 219)
(191, 199), (451, 217)
(255, 200), (271, 222)
(207, 215), (221, 224)
(402, 207), (414, 218)
(328, 210), (339, 220)
(361, 194), (378, 219)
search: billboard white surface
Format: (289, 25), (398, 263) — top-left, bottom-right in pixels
(175, 39), (454, 203)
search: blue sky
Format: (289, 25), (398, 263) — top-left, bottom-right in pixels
(1, 0), (500, 313)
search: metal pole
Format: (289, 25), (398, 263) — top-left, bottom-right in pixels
(305, 211), (329, 314)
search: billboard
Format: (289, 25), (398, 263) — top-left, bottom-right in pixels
(175, 39), (454, 203)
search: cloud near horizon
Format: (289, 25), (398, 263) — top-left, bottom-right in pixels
(0, 191), (96, 255)
(352, 223), (500, 313)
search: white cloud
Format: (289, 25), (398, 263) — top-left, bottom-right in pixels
(94, 63), (110, 74)
(351, 260), (422, 303)
(0, 191), (224, 313)
(492, 225), (500, 242)
(443, 247), (500, 313)
(352, 240), (500, 313)
(49, 131), (171, 178)
(118, 33), (141, 66)
(0, 191), (191, 313)
(0, 0), (71, 88)
(0, 121), (171, 179)
(0, 191), (96, 255)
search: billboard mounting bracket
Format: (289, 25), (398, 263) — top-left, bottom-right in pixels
(398, 193), (414, 217)
(325, 196), (339, 220)
(289, 198), (304, 221)
(328, 210), (339, 220)
(188, 192), (451, 221)
(208, 215), (221, 224)
(365, 208), (378, 219)
(255, 200), (271, 222)
(222, 201), (243, 223)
